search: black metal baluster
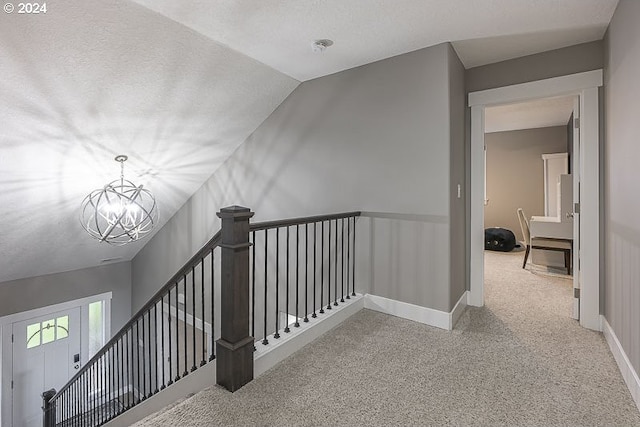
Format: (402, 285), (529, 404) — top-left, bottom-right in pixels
(175, 282), (181, 382)
(210, 248), (215, 361)
(117, 339), (121, 413)
(136, 320), (141, 403)
(312, 222), (317, 318)
(183, 274), (188, 377)
(201, 258), (206, 366)
(352, 217), (356, 296)
(327, 220), (332, 310)
(274, 228), (281, 339)
(334, 218), (339, 306)
(320, 221), (325, 314)
(167, 288), (174, 386)
(125, 329), (131, 408)
(90, 365), (94, 425)
(99, 356), (104, 424)
(154, 302), (159, 394)
(304, 223), (309, 322)
(148, 310), (153, 397)
(252, 231), (256, 344)
(142, 314), (147, 400)
(111, 347), (115, 418)
(262, 229), (269, 345)
(191, 265), (197, 372)
(347, 217), (351, 299)
(295, 224), (300, 327)
(160, 295), (165, 390)
(341, 217), (345, 302)
(284, 227), (291, 333)
(83, 371), (87, 426)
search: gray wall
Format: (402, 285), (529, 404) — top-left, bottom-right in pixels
(484, 127), (568, 241)
(448, 44), (467, 308)
(604, 0), (640, 377)
(466, 40), (604, 93)
(0, 262), (132, 333)
(133, 43), (462, 313)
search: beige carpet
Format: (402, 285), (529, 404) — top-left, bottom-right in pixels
(134, 250), (640, 426)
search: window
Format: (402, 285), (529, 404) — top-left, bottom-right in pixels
(26, 315), (70, 349)
(88, 301), (104, 357)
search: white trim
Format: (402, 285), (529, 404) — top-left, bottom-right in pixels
(541, 153), (569, 160)
(469, 70), (603, 106)
(577, 87), (600, 331)
(602, 316), (640, 412)
(255, 294), (364, 377)
(364, 293), (467, 331)
(450, 292), (468, 329)
(469, 70), (602, 331)
(0, 292), (112, 326)
(469, 105), (485, 307)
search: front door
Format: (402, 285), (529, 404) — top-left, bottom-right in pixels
(12, 307), (81, 426)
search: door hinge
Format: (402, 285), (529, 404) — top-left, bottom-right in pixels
(11, 380), (13, 389)
(574, 288), (580, 299)
(574, 202), (580, 214)
(11, 333), (14, 343)
(574, 117), (580, 128)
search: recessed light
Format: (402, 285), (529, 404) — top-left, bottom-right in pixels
(312, 39), (333, 53)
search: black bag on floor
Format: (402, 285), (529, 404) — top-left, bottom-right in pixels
(484, 227), (516, 252)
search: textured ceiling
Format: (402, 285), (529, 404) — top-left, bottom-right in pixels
(0, 0), (298, 283)
(130, 0), (618, 79)
(0, 0), (619, 284)
(485, 96), (576, 134)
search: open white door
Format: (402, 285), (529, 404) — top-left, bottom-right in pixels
(12, 307), (81, 427)
(571, 97), (581, 320)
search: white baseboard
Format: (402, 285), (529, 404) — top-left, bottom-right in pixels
(255, 294), (364, 377)
(364, 292), (467, 331)
(450, 291), (468, 329)
(602, 316), (640, 412)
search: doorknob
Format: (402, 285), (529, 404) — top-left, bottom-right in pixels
(566, 212), (574, 219)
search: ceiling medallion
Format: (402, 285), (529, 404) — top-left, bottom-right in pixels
(80, 155), (158, 245)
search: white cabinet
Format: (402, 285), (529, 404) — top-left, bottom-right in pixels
(542, 153), (568, 216)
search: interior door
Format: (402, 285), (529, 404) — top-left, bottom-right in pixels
(572, 96), (581, 320)
(12, 307), (81, 427)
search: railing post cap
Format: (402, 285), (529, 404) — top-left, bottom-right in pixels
(42, 389), (56, 399)
(217, 205), (254, 219)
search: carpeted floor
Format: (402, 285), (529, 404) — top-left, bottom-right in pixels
(134, 250), (640, 426)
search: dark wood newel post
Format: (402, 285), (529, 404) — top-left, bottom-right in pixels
(42, 389), (56, 427)
(216, 205), (255, 392)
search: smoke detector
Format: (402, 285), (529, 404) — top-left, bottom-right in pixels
(312, 39), (333, 53)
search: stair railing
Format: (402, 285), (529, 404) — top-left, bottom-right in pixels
(43, 206), (360, 426)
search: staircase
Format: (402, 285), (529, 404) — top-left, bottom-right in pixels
(42, 206), (361, 426)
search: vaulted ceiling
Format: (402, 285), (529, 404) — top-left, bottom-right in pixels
(0, 0), (618, 283)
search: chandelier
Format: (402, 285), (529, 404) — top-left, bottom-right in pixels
(80, 155), (158, 245)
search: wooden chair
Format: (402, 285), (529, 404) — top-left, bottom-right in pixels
(517, 208), (572, 275)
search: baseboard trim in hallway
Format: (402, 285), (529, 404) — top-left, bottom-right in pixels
(364, 292), (467, 331)
(255, 294), (365, 376)
(602, 316), (640, 412)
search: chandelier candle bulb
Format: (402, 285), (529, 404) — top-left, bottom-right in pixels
(80, 155), (158, 245)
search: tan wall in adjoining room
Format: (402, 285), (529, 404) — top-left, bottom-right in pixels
(484, 126), (568, 242)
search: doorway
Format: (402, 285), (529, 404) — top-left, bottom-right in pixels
(468, 70), (602, 331)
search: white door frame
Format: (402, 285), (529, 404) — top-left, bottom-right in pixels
(0, 292), (112, 427)
(468, 70), (602, 331)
